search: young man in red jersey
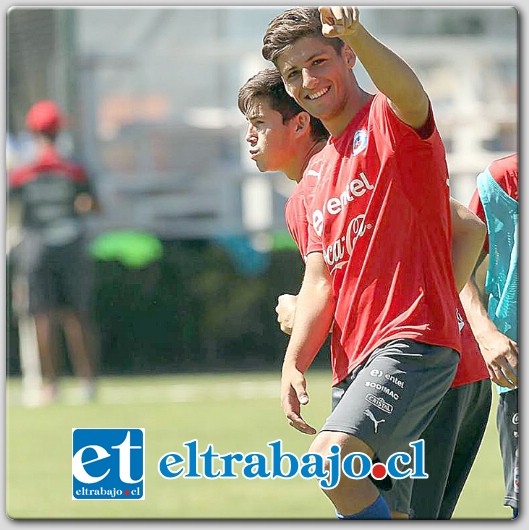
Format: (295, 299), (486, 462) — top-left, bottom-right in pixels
(261, 7), (471, 518)
(238, 67), (491, 519)
(8, 100), (99, 405)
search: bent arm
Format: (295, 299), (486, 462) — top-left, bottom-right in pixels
(450, 197), (487, 292)
(282, 252), (335, 373)
(460, 258), (518, 388)
(280, 252), (335, 434)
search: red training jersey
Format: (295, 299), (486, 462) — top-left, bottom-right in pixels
(452, 303), (490, 387)
(285, 171), (320, 261)
(8, 144), (91, 238)
(305, 93), (463, 385)
(287, 151), (486, 388)
(9, 144), (87, 189)
(285, 182), (310, 262)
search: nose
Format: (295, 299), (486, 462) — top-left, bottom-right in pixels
(302, 68), (318, 90)
(246, 124), (257, 144)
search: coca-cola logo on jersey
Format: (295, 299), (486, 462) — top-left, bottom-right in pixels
(312, 172), (374, 237)
(324, 214), (373, 272)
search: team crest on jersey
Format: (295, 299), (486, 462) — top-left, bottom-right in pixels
(352, 129), (368, 156)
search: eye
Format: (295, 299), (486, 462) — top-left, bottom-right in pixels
(313, 58), (325, 66)
(287, 70), (300, 80)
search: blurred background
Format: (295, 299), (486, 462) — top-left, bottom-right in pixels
(6, 6), (518, 378)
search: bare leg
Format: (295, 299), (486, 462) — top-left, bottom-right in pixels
(34, 312), (59, 403)
(18, 314), (42, 406)
(309, 431), (382, 516)
(60, 310), (96, 402)
(61, 310), (94, 380)
(12, 275), (42, 406)
(34, 313), (56, 382)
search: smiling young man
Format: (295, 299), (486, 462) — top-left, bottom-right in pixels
(260, 7), (468, 519)
(238, 67), (490, 519)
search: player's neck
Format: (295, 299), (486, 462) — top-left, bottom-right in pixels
(324, 88), (372, 138)
(284, 139), (326, 183)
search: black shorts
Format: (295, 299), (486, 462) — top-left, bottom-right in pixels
(325, 339), (459, 497)
(385, 379), (491, 518)
(497, 389), (518, 509)
(25, 238), (93, 315)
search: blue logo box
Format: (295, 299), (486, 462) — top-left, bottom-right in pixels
(72, 428), (145, 500)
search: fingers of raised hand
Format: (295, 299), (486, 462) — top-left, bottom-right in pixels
(319, 6), (359, 35)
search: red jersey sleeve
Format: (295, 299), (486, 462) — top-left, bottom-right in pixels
(306, 213), (322, 255)
(285, 189), (309, 260)
(300, 166), (324, 256)
(8, 166), (26, 190)
(489, 154), (518, 201)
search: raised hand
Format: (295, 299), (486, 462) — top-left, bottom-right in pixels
(319, 6), (361, 39)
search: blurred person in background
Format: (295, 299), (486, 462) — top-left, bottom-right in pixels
(8, 100), (100, 405)
(238, 66), (491, 519)
(460, 153), (518, 519)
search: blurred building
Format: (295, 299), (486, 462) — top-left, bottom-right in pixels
(6, 7), (519, 376)
(7, 7), (518, 242)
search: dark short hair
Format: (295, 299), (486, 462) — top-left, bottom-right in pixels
(238, 68), (328, 143)
(262, 7), (344, 65)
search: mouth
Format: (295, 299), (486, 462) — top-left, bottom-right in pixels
(249, 150), (259, 159)
(306, 86), (330, 101)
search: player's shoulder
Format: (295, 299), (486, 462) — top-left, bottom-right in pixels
(8, 162), (35, 187)
(59, 156), (89, 181)
(490, 153), (517, 176)
(288, 181), (305, 200)
(286, 183), (308, 219)
(489, 153), (518, 199)
(303, 153), (326, 186)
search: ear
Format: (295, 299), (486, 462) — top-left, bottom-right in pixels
(341, 44), (357, 69)
(293, 112), (311, 136)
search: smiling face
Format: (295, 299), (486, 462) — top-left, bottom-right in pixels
(276, 36), (357, 132)
(245, 97), (299, 175)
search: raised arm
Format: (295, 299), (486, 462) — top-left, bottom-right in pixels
(281, 252), (335, 434)
(450, 197), (487, 292)
(319, 6), (429, 129)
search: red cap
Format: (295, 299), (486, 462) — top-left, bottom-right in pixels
(26, 100), (64, 133)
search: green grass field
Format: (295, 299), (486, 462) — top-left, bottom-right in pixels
(6, 370), (511, 520)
